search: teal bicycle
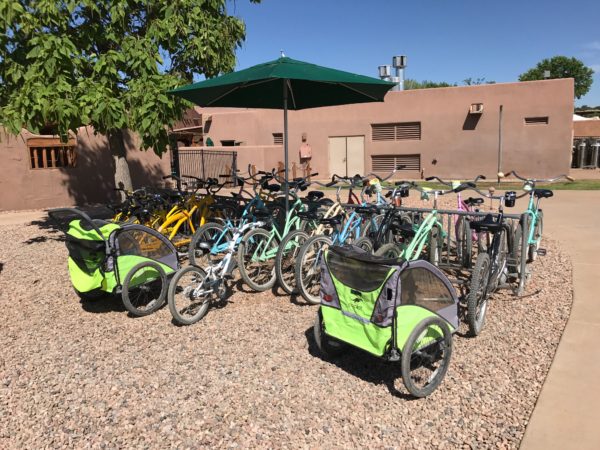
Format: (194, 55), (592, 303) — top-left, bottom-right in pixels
(500, 171), (573, 293)
(237, 173), (318, 292)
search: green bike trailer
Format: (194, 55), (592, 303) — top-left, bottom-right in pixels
(315, 245), (458, 397)
(49, 208), (179, 316)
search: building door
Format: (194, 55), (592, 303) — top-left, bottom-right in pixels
(328, 136), (364, 177)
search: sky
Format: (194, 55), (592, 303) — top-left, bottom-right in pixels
(226, 0), (600, 107)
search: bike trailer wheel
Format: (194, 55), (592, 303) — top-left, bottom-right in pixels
(121, 261), (167, 317)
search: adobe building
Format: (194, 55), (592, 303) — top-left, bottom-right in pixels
(572, 117), (600, 169)
(0, 78), (575, 211)
(194, 78), (574, 180)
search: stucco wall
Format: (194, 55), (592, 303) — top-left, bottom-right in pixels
(573, 120), (600, 137)
(0, 127), (171, 211)
(200, 78), (574, 180)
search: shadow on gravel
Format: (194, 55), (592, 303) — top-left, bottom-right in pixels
(304, 327), (416, 400)
(79, 295), (127, 314)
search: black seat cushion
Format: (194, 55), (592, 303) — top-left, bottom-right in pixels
(533, 189), (553, 199)
(464, 197), (484, 207)
(306, 190), (324, 200)
(390, 221), (415, 237)
(469, 214), (502, 233)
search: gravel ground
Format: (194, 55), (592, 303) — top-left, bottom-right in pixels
(0, 210), (572, 449)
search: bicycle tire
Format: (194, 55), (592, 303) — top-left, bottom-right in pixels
(510, 222), (525, 287)
(295, 235), (333, 305)
(167, 265), (211, 325)
(121, 261), (167, 317)
(374, 243), (403, 259)
(466, 252), (491, 336)
(314, 308), (348, 357)
(456, 216), (472, 268)
(353, 236), (374, 253)
(275, 230), (309, 295)
(401, 316), (452, 398)
(189, 222), (232, 267)
(237, 227), (279, 292)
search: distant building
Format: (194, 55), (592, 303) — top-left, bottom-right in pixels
(194, 78), (574, 180)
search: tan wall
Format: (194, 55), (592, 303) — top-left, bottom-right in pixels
(199, 78), (574, 180)
(0, 127), (171, 211)
(573, 120), (600, 137)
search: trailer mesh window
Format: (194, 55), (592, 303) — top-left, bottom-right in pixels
(372, 154), (421, 171)
(372, 122), (421, 141)
(525, 116), (549, 125)
(28, 137), (77, 169)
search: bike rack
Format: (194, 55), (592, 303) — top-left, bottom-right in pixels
(394, 206), (528, 296)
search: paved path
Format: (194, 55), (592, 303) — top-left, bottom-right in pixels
(520, 191), (600, 449)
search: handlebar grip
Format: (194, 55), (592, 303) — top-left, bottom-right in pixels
(162, 175), (171, 179)
(479, 175), (486, 180)
(311, 172), (319, 177)
(325, 180), (337, 187)
(425, 176), (435, 181)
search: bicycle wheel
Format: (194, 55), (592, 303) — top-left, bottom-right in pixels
(275, 230), (309, 295)
(528, 211), (544, 263)
(401, 316), (452, 398)
(428, 225), (443, 265)
(295, 235), (332, 305)
(353, 236), (374, 253)
(121, 261), (167, 317)
(456, 216), (472, 268)
(374, 243), (403, 259)
(466, 252), (491, 336)
(314, 308), (348, 357)
(510, 221), (524, 282)
(237, 227), (279, 292)
(167, 265), (211, 325)
(189, 222), (232, 267)
(489, 229), (508, 292)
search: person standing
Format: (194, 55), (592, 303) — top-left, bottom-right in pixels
(299, 133), (312, 175)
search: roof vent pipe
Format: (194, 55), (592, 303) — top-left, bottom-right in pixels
(392, 55), (407, 91)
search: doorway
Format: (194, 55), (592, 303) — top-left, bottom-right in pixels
(328, 136), (365, 177)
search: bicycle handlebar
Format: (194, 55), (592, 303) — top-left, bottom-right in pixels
(501, 171), (574, 184)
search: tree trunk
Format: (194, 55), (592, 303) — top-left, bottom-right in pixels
(108, 129), (133, 201)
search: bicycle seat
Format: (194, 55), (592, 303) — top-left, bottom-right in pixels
(469, 214), (503, 233)
(306, 190), (324, 201)
(264, 183), (280, 193)
(464, 197), (484, 207)
(354, 205), (379, 215)
(319, 215), (343, 226)
(297, 210), (321, 221)
(533, 189), (553, 199)
(389, 221), (415, 237)
(253, 208), (273, 220)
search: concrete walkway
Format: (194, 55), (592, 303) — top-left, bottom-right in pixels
(520, 191), (600, 449)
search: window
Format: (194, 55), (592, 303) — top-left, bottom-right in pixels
(400, 268), (454, 312)
(525, 116), (549, 125)
(372, 154), (420, 172)
(273, 133), (283, 145)
(28, 137), (77, 169)
(372, 122), (421, 141)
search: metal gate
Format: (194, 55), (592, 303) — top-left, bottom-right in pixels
(170, 146), (237, 188)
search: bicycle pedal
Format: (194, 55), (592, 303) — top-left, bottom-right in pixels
(536, 248), (547, 256)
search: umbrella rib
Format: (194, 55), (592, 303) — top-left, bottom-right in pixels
(206, 78), (278, 106)
(286, 79), (297, 109)
(338, 83), (381, 101)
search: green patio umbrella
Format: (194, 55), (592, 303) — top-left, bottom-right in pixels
(169, 56), (395, 211)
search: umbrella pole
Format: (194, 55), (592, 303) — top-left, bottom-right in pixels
(283, 80), (289, 214)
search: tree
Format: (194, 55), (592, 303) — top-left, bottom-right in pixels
(0, 1), (258, 192)
(462, 77), (495, 85)
(519, 56), (594, 99)
(404, 79), (456, 90)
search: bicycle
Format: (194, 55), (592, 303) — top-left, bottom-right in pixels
(168, 214), (272, 325)
(464, 189), (517, 336)
(294, 172), (395, 304)
(236, 171), (319, 292)
(500, 171), (573, 294)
